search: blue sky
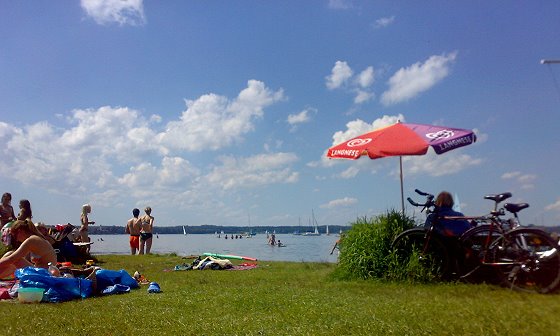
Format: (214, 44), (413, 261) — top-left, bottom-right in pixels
(1, 1), (560, 229)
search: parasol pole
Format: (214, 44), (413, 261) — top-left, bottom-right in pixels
(399, 156), (404, 214)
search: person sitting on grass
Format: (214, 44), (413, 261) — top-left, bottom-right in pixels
(0, 219), (57, 279)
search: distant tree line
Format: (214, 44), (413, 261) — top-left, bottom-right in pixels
(88, 224), (349, 235)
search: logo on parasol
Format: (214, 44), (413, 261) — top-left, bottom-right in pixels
(425, 130), (454, 140)
(347, 138), (372, 147)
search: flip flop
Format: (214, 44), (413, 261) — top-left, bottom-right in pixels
(147, 282), (162, 293)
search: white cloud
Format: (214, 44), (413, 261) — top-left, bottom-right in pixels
(545, 199), (560, 212)
(287, 108), (313, 125)
(326, 61), (353, 90)
(0, 81), (287, 210)
(404, 152), (482, 177)
(320, 197), (358, 209)
(381, 51), (458, 105)
(340, 166), (360, 179)
(328, 0), (353, 10)
(204, 153), (299, 190)
(158, 80), (284, 152)
(0, 106), (159, 194)
(81, 0), (146, 26)
(374, 16), (395, 28)
(502, 171), (537, 190)
(331, 114), (404, 146)
(354, 90), (374, 104)
(356, 66), (375, 88)
(326, 62), (375, 104)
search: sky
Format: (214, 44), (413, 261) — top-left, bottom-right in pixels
(1, 1), (560, 229)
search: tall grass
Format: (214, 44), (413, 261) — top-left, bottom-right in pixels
(334, 210), (415, 281)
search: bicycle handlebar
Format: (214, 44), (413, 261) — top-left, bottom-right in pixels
(414, 189), (432, 197)
(408, 189), (435, 212)
(407, 197), (424, 207)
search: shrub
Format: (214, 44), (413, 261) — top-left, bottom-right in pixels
(333, 210), (415, 280)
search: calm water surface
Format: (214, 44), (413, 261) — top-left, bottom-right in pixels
(90, 233), (340, 263)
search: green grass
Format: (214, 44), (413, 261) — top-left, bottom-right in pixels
(1, 254), (560, 335)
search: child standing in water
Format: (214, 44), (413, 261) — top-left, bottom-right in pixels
(139, 207), (154, 255)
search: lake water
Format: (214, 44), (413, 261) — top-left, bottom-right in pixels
(90, 233), (340, 263)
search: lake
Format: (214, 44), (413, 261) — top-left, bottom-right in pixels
(90, 233), (340, 263)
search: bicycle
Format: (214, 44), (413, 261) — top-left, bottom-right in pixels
(391, 189), (458, 280)
(392, 189), (560, 293)
(459, 198), (560, 293)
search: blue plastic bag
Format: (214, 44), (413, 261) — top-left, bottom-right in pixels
(15, 267), (93, 303)
(95, 269), (139, 291)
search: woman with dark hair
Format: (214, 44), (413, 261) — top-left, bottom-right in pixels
(0, 220), (56, 279)
(17, 199), (32, 221)
(0, 193), (16, 228)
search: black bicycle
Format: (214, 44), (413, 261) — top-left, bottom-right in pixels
(392, 189), (560, 293)
(391, 189), (456, 280)
(459, 198), (560, 293)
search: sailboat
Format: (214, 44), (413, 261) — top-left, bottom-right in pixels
(303, 210), (321, 236)
(183, 226), (187, 235)
(326, 225), (330, 236)
(293, 217), (302, 235)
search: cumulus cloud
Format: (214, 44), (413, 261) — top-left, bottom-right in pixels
(331, 114), (404, 146)
(158, 80), (284, 152)
(404, 152), (482, 177)
(81, 0), (146, 26)
(374, 16), (396, 28)
(326, 62), (375, 104)
(356, 66), (375, 88)
(320, 197), (358, 209)
(287, 107), (315, 132)
(501, 171), (537, 190)
(340, 166), (360, 179)
(0, 80), (287, 209)
(287, 108), (313, 125)
(545, 199), (560, 212)
(328, 0), (353, 10)
(326, 61), (353, 90)
(381, 52), (458, 105)
(204, 153), (299, 190)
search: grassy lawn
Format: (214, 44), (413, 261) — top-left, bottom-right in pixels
(1, 254), (560, 335)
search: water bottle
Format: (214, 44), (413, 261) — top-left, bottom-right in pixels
(48, 262), (60, 277)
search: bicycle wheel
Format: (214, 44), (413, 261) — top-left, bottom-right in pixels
(458, 225), (504, 284)
(487, 228), (560, 294)
(392, 228), (451, 280)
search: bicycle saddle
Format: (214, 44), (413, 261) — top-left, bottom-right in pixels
(484, 192), (512, 203)
(504, 203), (529, 214)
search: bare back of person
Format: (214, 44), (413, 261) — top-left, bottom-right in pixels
(127, 217), (142, 235)
(0, 235), (57, 278)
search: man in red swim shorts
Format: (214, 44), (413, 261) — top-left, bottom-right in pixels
(125, 208), (141, 255)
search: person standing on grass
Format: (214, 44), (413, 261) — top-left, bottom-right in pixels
(126, 208), (142, 255)
(79, 204), (94, 253)
(0, 193), (16, 229)
(139, 207), (154, 255)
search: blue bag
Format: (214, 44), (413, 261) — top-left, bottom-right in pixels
(95, 269), (139, 291)
(15, 267), (93, 303)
